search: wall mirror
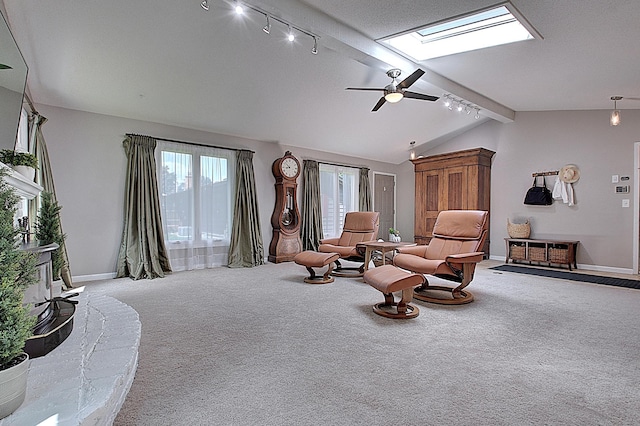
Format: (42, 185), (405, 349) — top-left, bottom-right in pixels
(0, 10), (28, 153)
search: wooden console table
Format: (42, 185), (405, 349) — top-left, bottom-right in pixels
(505, 238), (579, 270)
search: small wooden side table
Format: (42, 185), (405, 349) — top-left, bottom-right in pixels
(357, 241), (417, 271)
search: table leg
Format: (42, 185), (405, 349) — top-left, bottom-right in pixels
(364, 247), (373, 271)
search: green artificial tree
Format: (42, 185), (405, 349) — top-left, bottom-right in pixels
(0, 169), (37, 370)
(35, 191), (67, 281)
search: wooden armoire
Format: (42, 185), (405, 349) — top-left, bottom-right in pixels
(412, 147), (495, 252)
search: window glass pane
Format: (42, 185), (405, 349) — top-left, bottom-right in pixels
(200, 155), (229, 241)
(159, 151), (193, 241)
(319, 164), (359, 238)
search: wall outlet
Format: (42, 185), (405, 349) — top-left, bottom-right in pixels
(622, 199), (630, 208)
(612, 175), (619, 183)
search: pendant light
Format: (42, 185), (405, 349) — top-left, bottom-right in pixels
(610, 96), (622, 126)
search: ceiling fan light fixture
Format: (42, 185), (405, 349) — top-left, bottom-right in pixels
(385, 92), (404, 103)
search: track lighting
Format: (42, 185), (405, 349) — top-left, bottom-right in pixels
(201, 1), (320, 55)
(610, 96), (622, 126)
(442, 93), (481, 119)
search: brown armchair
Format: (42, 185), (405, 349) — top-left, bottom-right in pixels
(393, 210), (488, 304)
(318, 211), (380, 277)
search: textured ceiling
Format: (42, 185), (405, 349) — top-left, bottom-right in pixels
(3, 0), (640, 163)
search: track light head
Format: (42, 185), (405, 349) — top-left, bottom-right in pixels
(235, 2), (244, 14)
(287, 26), (295, 41)
(263, 15), (271, 34)
(311, 37), (318, 54)
(200, 0), (209, 11)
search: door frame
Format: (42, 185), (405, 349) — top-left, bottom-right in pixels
(372, 171), (397, 231)
(634, 142), (640, 273)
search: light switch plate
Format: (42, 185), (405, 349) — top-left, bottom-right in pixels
(612, 175), (619, 183)
(622, 199), (630, 208)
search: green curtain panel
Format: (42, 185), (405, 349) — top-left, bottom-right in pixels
(116, 135), (171, 280)
(29, 114), (74, 289)
(300, 160), (323, 251)
(228, 150), (264, 268)
(359, 167), (372, 211)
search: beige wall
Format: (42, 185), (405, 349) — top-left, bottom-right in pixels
(35, 104), (408, 279)
(421, 110), (640, 272)
(34, 104), (640, 278)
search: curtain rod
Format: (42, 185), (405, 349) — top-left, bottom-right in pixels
(304, 158), (368, 170)
(126, 133), (254, 153)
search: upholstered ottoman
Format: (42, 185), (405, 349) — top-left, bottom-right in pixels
(363, 264), (425, 319)
(294, 251), (340, 284)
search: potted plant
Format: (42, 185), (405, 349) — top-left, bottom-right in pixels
(35, 191), (67, 281)
(0, 169), (38, 419)
(0, 149), (38, 181)
(388, 227), (401, 242)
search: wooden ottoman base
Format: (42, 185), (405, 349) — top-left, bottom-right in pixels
(293, 251), (340, 284)
(363, 265), (425, 319)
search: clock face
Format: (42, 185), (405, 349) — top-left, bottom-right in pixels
(281, 157), (299, 178)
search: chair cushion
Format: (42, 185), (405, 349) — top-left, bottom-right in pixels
(432, 210), (488, 240)
(318, 244), (359, 258)
(364, 265), (424, 293)
(393, 254), (449, 275)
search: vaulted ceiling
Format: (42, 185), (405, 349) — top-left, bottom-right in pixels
(4, 0), (640, 163)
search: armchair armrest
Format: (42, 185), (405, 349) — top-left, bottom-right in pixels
(396, 245), (428, 256)
(319, 237), (340, 245)
(445, 252), (484, 264)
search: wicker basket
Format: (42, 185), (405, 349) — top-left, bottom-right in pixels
(529, 247), (547, 262)
(510, 245), (526, 260)
(507, 219), (531, 239)
(549, 248), (569, 263)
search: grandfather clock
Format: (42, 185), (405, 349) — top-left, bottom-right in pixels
(268, 151), (303, 263)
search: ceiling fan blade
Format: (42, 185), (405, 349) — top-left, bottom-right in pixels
(397, 69), (425, 90)
(372, 97), (386, 112)
(346, 87), (385, 92)
(403, 91), (439, 102)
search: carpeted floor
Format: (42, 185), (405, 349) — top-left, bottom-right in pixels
(490, 264), (640, 289)
(82, 261), (640, 426)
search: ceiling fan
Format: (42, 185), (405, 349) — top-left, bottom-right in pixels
(346, 68), (439, 112)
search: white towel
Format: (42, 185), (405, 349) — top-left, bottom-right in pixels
(552, 176), (575, 206)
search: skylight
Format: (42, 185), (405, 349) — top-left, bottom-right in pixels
(379, 3), (538, 61)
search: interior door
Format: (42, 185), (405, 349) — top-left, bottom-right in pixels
(374, 173), (395, 240)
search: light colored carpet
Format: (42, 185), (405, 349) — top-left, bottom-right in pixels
(83, 261), (640, 426)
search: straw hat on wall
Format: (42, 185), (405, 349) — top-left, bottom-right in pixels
(560, 164), (580, 183)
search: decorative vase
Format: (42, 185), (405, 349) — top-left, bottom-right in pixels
(389, 234), (401, 243)
(12, 165), (36, 182)
(0, 353), (29, 419)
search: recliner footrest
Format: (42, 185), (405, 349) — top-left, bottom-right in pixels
(294, 251), (340, 284)
(363, 265), (425, 319)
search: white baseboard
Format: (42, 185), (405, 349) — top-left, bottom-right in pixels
(488, 255), (635, 275)
(72, 272), (118, 283)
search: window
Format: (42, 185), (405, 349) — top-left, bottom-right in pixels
(319, 163), (359, 238)
(156, 141), (235, 270)
(379, 3), (538, 61)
